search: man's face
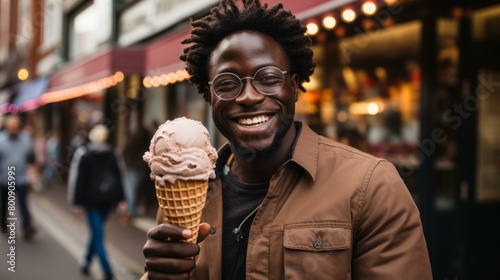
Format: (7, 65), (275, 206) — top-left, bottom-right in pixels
(208, 31), (299, 162)
(6, 117), (21, 137)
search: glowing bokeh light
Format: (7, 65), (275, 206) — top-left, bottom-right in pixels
(342, 9), (357, 23)
(322, 16), (337, 30)
(18, 68), (29, 80)
(362, 2), (378, 16)
(306, 22), (319, 36)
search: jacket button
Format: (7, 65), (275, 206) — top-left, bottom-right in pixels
(210, 227), (217, 234)
(313, 238), (323, 250)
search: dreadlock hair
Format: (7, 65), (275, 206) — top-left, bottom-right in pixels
(180, 0), (316, 101)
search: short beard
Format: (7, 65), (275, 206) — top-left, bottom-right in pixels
(230, 116), (293, 164)
(231, 134), (284, 164)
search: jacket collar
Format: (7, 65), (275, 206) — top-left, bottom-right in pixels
(289, 122), (318, 182)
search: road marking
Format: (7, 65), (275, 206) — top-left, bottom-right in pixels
(132, 217), (156, 233)
(30, 195), (144, 279)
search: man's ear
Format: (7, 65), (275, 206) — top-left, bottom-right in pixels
(290, 74), (299, 102)
(204, 86), (212, 103)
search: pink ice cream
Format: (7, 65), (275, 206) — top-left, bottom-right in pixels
(143, 117), (218, 185)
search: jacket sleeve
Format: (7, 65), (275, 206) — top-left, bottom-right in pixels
(114, 150), (127, 202)
(352, 160), (433, 280)
(25, 136), (36, 165)
(67, 146), (86, 205)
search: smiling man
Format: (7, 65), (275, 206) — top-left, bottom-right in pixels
(207, 30), (300, 182)
(142, 1), (432, 279)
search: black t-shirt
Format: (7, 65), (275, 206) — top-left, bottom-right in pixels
(221, 169), (268, 280)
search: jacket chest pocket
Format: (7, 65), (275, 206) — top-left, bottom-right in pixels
(282, 225), (352, 280)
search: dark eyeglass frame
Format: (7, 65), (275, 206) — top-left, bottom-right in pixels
(208, 66), (288, 101)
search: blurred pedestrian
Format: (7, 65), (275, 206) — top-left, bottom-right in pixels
(68, 124), (89, 163)
(121, 124), (150, 222)
(0, 114), (37, 239)
(68, 124), (126, 280)
(43, 130), (63, 186)
(28, 129), (45, 192)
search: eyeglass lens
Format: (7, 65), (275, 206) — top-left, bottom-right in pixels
(211, 67), (286, 100)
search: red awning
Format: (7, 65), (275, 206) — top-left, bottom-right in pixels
(144, 26), (191, 76)
(48, 46), (144, 92)
(0, 88), (13, 115)
(142, 0), (351, 75)
(264, 0), (337, 15)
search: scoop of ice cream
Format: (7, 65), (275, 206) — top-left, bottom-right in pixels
(143, 117), (218, 185)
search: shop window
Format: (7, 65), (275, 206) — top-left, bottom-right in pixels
(433, 18), (460, 211)
(144, 86), (167, 130)
(16, 0), (31, 51)
(472, 4), (500, 42)
(476, 72), (500, 202)
(178, 82), (207, 122)
(69, 0), (112, 60)
(296, 21), (423, 195)
(41, 0), (63, 51)
(472, 5), (500, 203)
(341, 22), (421, 163)
(166, 82), (207, 122)
(71, 97), (105, 147)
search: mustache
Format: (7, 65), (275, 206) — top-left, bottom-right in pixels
(228, 104), (276, 114)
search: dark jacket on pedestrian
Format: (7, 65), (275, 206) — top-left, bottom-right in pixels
(69, 143), (126, 208)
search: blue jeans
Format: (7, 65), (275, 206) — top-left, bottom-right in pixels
(83, 207), (113, 278)
(1, 185), (32, 230)
(125, 170), (144, 216)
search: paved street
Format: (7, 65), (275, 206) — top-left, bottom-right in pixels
(0, 184), (155, 280)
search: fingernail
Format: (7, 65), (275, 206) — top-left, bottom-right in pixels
(182, 229), (192, 238)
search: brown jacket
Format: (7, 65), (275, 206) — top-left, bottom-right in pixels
(155, 123), (432, 279)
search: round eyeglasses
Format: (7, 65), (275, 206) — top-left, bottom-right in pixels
(208, 66), (288, 101)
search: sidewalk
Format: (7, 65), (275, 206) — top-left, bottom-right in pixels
(29, 183), (157, 279)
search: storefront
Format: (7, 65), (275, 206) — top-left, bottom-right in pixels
(46, 46), (144, 163)
(292, 0), (500, 278)
(140, 26), (222, 146)
(118, 0), (220, 147)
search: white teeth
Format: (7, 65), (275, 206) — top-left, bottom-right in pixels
(238, 115), (270, 126)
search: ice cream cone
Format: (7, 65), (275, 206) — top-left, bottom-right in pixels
(154, 180), (208, 243)
(144, 117), (217, 244)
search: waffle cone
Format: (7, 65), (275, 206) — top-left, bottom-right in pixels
(155, 180), (208, 243)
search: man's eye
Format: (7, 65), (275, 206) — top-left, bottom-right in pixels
(219, 80), (239, 86)
(258, 74), (281, 84)
(216, 79), (240, 90)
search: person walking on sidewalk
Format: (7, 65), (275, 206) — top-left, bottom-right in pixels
(121, 123), (150, 222)
(0, 114), (37, 240)
(68, 124), (126, 280)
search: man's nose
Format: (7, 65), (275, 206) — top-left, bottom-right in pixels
(235, 78), (265, 106)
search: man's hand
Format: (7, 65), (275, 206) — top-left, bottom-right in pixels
(143, 222), (211, 280)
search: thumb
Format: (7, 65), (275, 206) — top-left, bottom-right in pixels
(197, 222), (212, 243)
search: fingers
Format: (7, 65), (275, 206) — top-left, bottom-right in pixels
(145, 224), (200, 257)
(148, 223), (193, 241)
(143, 223), (212, 279)
(145, 255), (195, 273)
(144, 223), (201, 279)
(197, 223), (211, 243)
(146, 271), (192, 280)
(143, 238), (199, 258)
